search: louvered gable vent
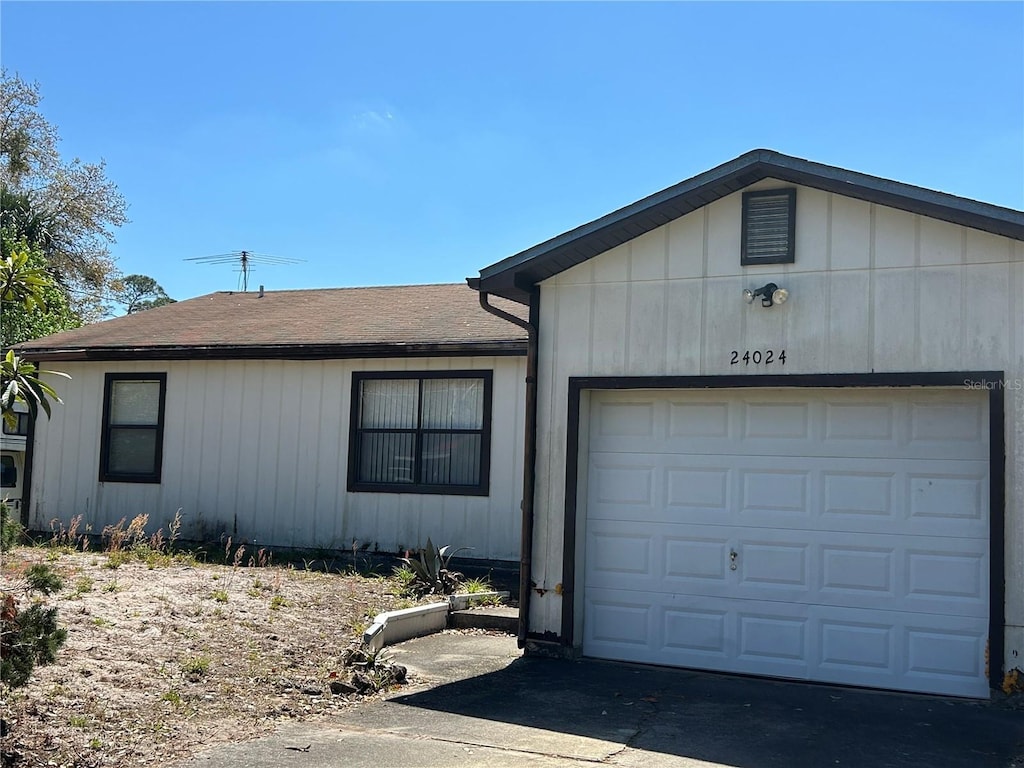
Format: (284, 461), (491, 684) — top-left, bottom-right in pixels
(741, 188), (796, 265)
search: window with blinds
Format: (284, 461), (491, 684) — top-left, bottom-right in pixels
(741, 188), (796, 265)
(99, 373), (167, 483)
(348, 371), (492, 495)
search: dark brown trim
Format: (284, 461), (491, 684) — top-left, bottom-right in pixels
(347, 370), (493, 497)
(471, 285), (541, 647)
(19, 411), (35, 528)
(560, 371), (1006, 690)
(519, 290), (540, 647)
(99, 372), (167, 484)
(19, 340), (527, 363)
(988, 382), (1006, 687)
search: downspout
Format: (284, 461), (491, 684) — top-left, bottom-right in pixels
(474, 287), (538, 649)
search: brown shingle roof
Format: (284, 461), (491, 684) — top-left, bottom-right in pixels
(16, 284), (528, 361)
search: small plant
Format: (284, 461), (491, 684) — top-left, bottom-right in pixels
(181, 655), (211, 677)
(1, 501), (23, 550)
(72, 576), (95, 597)
(91, 617), (112, 627)
(460, 577), (502, 605)
(397, 538), (471, 596)
(102, 580), (120, 593)
(391, 565), (417, 596)
(103, 550), (131, 569)
(210, 589), (228, 603)
(269, 594), (288, 610)
(462, 577), (492, 594)
(1, 563), (68, 688)
(89, 738), (103, 750)
(102, 514), (149, 553)
(48, 515), (88, 551)
(69, 714), (88, 728)
(161, 689), (182, 705)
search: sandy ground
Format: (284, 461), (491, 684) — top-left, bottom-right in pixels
(1, 546), (420, 767)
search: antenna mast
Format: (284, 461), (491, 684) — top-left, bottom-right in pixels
(184, 250), (305, 291)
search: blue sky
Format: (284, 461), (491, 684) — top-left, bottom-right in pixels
(2, 2), (1022, 303)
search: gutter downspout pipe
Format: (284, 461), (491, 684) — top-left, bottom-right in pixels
(473, 286), (538, 649)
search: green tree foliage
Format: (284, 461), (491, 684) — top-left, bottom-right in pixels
(0, 241), (80, 347)
(1, 70), (127, 319)
(113, 273), (176, 314)
(0, 248), (69, 430)
(1, 559), (67, 689)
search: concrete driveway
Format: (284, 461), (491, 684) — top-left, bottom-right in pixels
(180, 632), (1024, 768)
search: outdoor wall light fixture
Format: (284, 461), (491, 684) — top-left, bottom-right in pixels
(743, 282), (789, 308)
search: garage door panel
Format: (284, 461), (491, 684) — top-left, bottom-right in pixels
(820, 545), (896, 596)
(586, 598), (653, 649)
(906, 548), (987, 605)
(823, 400), (896, 441)
(589, 452), (988, 538)
(584, 588), (990, 697)
(585, 521), (988, 617)
(908, 399), (986, 448)
(741, 401), (812, 440)
(908, 472), (987, 523)
(591, 390), (987, 461)
(592, 463), (655, 508)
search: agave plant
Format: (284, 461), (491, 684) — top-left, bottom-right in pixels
(398, 538), (472, 596)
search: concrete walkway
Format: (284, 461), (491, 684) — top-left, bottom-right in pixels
(179, 632), (1024, 768)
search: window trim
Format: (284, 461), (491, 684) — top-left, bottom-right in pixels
(2, 412), (29, 436)
(741, 187), (796, 266)
(99, 372), (167, 483)
(347, 370), (493, 496)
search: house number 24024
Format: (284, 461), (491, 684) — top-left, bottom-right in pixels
(730, 349), (786, 366)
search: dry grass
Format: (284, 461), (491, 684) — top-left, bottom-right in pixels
(1, 546), (420, 767)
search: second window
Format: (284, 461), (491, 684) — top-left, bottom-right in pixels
(349, 371), (492, 495)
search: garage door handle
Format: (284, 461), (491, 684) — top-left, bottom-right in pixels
(730, 549), (738, 571)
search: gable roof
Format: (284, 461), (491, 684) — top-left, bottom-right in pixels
(474, 149), (1024, 303)
(16, 284), (528, 362)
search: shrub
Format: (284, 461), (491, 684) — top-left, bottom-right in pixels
(397, 538), (470, 596)
(1, 563), (67, 689)
(0, 502), (22, 550)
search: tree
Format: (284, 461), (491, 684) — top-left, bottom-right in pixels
(113, 274), (176, 314)
(1, 70), (127, 318)
(0, 249), (69, 431)
(0, 237), (80, 348)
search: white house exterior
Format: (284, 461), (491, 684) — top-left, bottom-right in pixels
(474, 150), (1024, 698)
(18, 284), (528, 561)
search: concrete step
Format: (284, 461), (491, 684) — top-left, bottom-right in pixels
(448, 605), (518, 633)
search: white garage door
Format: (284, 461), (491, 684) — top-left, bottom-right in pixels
(583, 388), (990, 698)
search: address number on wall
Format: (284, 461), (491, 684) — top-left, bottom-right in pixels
(730, 349), (786, 366)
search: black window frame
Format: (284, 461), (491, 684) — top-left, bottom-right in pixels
(2, 412), (29, 436)
(741, 187), (797, 265)
(347, 370), (493, 496)
(1, 454), (17, 488)
(99, 372), (167, 484)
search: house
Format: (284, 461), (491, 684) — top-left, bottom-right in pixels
(16, 284), (529, 561)
(471, 149), (1024, 699)
(1, 402), (30, 516)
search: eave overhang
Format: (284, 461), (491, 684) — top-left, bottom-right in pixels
(18, 340), (528, 363)
(474, 149), (1024, 303)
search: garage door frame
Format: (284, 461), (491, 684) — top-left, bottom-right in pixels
(559, 371), (1006, 692)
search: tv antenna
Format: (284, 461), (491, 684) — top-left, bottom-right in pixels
(184, 250), (305, 292)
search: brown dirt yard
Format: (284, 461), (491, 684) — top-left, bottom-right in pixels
(0, 543), (432, 768)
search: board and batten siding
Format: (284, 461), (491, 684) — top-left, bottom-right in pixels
(529, 179), (1024, 675)
(28, 355), (526, 561)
